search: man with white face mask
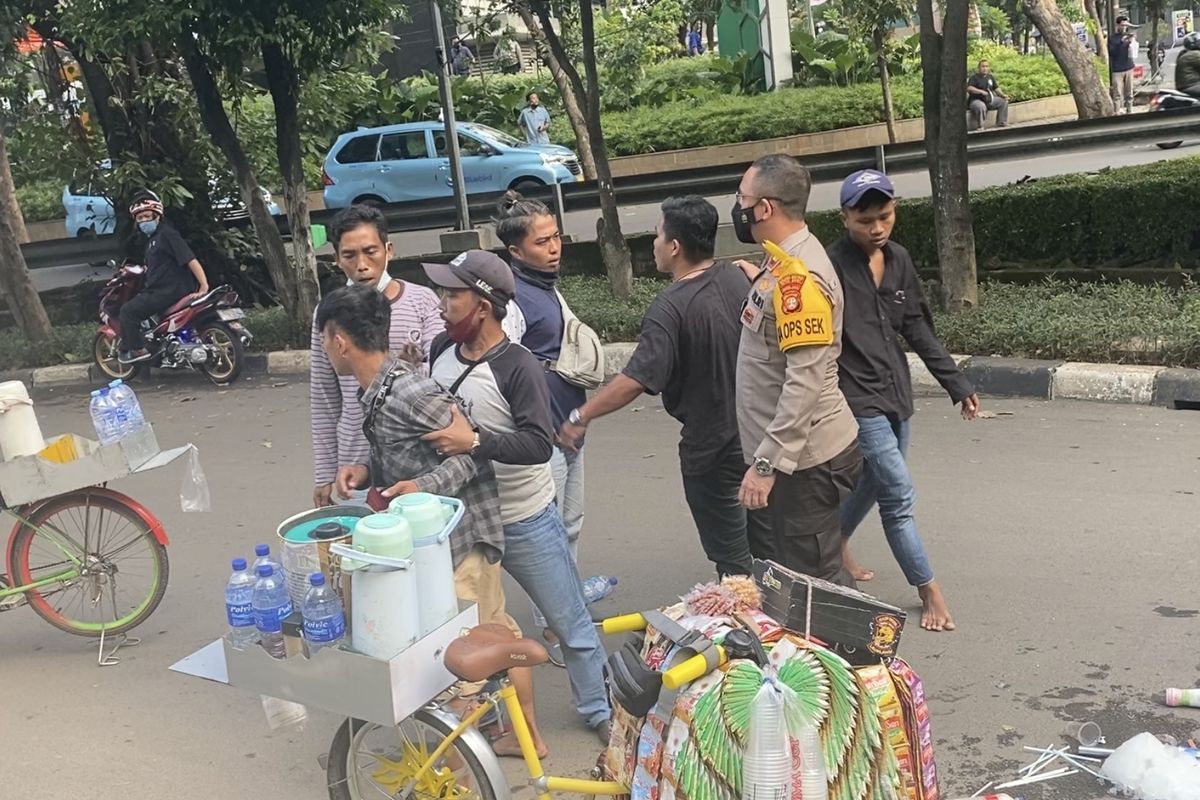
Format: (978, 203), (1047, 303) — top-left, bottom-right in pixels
(310, 204), (444, 507)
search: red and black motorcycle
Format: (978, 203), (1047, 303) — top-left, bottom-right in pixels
(94, 260), (252, 384)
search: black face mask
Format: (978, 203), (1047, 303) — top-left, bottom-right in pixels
(731, 199), (759, 245)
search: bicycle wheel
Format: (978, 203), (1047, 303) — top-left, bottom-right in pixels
(6, 490), (169, 636)
(326, 712), (498, 800)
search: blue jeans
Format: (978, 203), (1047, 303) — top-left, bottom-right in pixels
(502, 503), (610, 728)
(534, 446), (586, 628)
(840, 416), (935, 587)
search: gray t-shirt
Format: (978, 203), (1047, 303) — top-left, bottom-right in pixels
(430, 335), (556, 526)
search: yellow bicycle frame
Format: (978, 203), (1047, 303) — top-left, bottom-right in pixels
(411, 683), (627, 800)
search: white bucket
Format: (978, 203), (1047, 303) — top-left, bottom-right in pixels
(0, 381), (45, 461)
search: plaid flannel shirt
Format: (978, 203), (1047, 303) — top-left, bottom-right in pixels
(360, 357), (505, 567)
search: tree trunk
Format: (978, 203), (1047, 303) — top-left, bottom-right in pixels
(576, 0), (632, 299)
(0, 130), (53, 341)
(515, 4), (597, 179)
(706, 20), (716, 51)
(1023, 0), (1113, 119)
(262, 41), (321, 327)
(1084, 0), (1108, 63)
(0, 135), (29, 244)
(918, 0), (978, 311)
(182, 39), (298, 316)
(529, 0), (633, 298)
(874, 28), (898, 144)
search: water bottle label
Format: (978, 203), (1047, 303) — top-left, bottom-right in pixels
(304, 612), (345, 643)
(226, 601), (254, 628)
(254, 600), (293, 633)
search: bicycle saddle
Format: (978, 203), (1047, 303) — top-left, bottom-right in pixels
(444, 623), (549, 681)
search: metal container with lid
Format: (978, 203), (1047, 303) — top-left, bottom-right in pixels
(277, 506), (371, 607)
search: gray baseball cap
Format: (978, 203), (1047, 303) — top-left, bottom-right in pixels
(422, 250), (515, 306)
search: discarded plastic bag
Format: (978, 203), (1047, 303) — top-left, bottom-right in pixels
(261, 694), (308, 730)
(180, 446), (211, 512)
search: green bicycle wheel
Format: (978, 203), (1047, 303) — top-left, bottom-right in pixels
(6, 490), (169, 636)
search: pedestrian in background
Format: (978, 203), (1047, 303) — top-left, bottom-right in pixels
(730, 154), (863, 587)
(827, 170), (978, 632)
(423, 250), (611, 746)
(310, 205), (442, 508)
(498, 37), (523, 75)
(687, 23), (705, 56)
(1108, 17), (1135, 114)
(966, 60), (1009, 130)
(518, 92), (551, 145)
(558, 197), (774, 578)
(450, 36), (475, 77)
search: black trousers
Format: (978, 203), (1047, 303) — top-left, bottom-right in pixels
(118, 289), (177, 351)
(681, 447), (775, 577)
(768, 441), (863, 588)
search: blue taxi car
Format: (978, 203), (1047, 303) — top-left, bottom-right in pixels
(321, 121), (583, 208)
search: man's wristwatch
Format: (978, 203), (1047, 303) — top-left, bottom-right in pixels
(568, 408), (587, 427)
(753, 457), (774, 477)
(469, 431), (481, 455)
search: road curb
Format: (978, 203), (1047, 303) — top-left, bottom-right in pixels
(12, 346), (1200, 409)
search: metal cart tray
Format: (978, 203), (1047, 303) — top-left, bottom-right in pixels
(187, 604), (478, 728)
(0, 427), (190, 508)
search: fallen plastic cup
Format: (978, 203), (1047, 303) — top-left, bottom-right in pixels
(1065, 720), (1103, 747)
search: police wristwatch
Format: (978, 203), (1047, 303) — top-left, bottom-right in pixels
(753, 457), (774, 477)
(568, 408), (587, 427)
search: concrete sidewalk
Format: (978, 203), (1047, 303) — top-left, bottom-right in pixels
(11, 346), (1200, 409)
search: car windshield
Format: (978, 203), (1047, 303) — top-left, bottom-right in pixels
(463, 124), (524, 149)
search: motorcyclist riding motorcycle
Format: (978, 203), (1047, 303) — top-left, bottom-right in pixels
(119, 190), (210, 364)
(1175, 32), (1200, 98)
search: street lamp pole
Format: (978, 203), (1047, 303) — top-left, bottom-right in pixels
(430, 0), (471, 230)
(807, 0), (816, 37)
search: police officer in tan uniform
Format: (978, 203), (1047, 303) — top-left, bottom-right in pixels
(731, 154), (863, 587)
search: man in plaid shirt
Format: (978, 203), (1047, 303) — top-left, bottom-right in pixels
(317, 285), (505, 597)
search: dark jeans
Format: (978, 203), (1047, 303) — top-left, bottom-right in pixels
(681, 448), (775, 577)
(118, 289), (177, 351)
(768, 441), (863, 588)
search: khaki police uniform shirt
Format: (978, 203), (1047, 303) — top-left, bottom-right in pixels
(735, 226), (858, 475)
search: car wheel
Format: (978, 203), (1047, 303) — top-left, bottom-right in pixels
(77, 227), (96, 239)
(1157, 141), (1184, 149)
(352, 195), (386, 208)
(510, 178), (545, 195)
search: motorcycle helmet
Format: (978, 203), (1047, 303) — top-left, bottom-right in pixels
(129, 189), (163, 219)
(1185, 32), (1200, 51)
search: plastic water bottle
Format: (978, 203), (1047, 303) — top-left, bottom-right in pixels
(89, 388), (121, 445)
(301, 572), (345, 655)
(108, 379), (156, 465)
(582, 575), (618, 604)
(225, 558), (258, 649)
(252, 564), (292, 659)
(252, 543), (280, 576)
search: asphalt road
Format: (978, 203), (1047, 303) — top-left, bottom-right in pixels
(2, 378), (1198, 799)
(29, 134), (1200, 295)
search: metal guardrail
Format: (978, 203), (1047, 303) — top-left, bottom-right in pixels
(21, 105), (1200, 270)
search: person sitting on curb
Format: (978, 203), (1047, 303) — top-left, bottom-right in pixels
(967, 59), (1009, 131)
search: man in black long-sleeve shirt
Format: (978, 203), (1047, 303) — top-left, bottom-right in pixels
(827, 170), (980, 632)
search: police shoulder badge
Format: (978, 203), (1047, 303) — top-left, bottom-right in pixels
(761, 240), (834, 352)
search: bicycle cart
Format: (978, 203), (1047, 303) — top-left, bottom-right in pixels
(0, 429), (194, 665)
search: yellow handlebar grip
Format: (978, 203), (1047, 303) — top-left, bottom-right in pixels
(601, 613), (647, 635)
(662, 645), (726, 690)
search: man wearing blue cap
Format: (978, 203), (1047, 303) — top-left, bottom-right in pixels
(827, 169), (980, 632)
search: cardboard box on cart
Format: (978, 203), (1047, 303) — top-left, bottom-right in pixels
(753, 558), (907, 665)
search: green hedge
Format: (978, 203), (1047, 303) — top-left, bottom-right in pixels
(820, 155), (1200, 277)
(15, 178), (65, 224)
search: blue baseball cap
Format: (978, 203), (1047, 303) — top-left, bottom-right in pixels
(840, 169), (896, 208)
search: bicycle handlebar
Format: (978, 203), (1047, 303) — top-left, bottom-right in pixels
(661, 645), (727, 689)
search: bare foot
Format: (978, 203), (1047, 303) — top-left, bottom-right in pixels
(841, 537), (875, 582)
(918, 581), (956, 632)
(491, 731), (548, 759)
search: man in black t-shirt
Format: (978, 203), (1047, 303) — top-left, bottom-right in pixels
(558, 197), (773, 577)
(119, 191), (209, 363)
(966, 60), (1009, 131)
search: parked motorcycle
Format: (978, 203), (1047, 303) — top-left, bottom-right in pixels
(94, 260), (252, 384)
(1149, 89), (1200, 149)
